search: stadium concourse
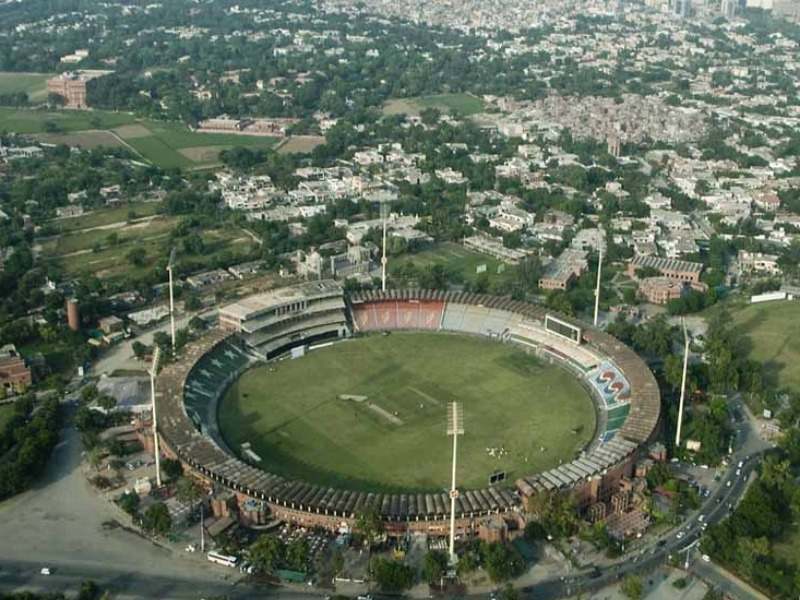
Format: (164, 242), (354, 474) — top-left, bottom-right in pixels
(156, 281), (660, 538)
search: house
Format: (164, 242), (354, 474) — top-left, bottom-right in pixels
(0, 344), (32, 395)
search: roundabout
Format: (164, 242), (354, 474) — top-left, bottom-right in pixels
(218, 331), (596, 492)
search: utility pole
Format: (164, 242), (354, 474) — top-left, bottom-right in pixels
(149, 346), (162, 487)
(675, 318), (690, 450)
(167, 248), (177, 353)
(446, 402), (464, 567)
(593, 241), (603, 327)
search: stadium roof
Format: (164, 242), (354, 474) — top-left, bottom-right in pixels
(219, 280), (342, 321)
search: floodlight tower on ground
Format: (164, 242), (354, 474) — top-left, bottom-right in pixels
(167, 248), (177, 353)
(447, 402), (464, 567)
(380, 201), (389, 292)
(674, 318), (691, 450)
(593, 242), (603, 327)
(149, 346), (162, 487)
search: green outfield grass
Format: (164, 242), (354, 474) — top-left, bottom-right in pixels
(0, 72), (53, 101)
(731, 300), (800, 391)
(219, 332), (595, 492)
(0, 108), (277, 169)
(393, 242), (518, 286)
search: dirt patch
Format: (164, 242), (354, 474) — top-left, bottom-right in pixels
(31, 130), (126, 149)
(113, 124), (153, 139)
(382, 98), (419, 116)
(277, 135), (325, 154)
(178, 145), (226, 163)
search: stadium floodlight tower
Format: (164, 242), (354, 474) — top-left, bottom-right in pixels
(167, 247), (177, 353)
(593, 241), (603, 327)
(674, 318), (691, 449)
(380, 200), (389, 292)
(149, 345), (162, 487)
(446, 402), (464, 568)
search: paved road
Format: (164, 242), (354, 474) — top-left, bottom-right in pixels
(0, 404), (264, 599)
(0, 388), (771, 599)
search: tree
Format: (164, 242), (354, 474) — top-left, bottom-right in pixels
(621, 575), (644, 600)
(286, 538), (310, 571)
(250, 534), (285, 574)
(97, 394), (117, 412)
(481, 542), (524, 582)
(162, 458), (183, 481)
(422, 550), (448, 584)
(142, 502), (172, 536)
(118, 491), (140, 515)
(132, 341), (147, 360)
(370, 557), (414, 592)
(126, 247), (147, 267)
(355, 505), (384, 549)
(175, 476), (202, 506)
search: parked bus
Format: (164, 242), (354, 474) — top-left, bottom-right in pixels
(207, 551), (238, 568)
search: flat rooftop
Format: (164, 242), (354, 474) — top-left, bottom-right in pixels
(219, 280), (343, 321)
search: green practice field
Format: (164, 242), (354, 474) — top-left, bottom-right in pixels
(219, 332), (595, 492)
(0, 108), (277, 169)
(0, 72), (53, 101)
(392, 242), (518, 287)
(731, 300), (800, 391)
(383, 93), (486, 117)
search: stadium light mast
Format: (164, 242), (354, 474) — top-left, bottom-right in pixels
(593, 241), (603, 327)
(674, 318), (691, 450)
(149, 346), (162, 487)
(167, 247), (177, 353)
(447, 402), (464, 567)
(380, 201), (389, 292)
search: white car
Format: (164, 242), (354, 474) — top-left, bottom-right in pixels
(702, 554), (711, 563)
(676, 531), (685, 540)
(40, 567), (51, 576)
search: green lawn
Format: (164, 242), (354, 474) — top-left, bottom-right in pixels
(0, 107), (137, 133)
(393, 242), (518, 286)
(52, 201), (162, 233)
(0, 72), (53, 101)
(41, 215), (177, 256)
(415, 93), (486, 115)
(731, 300), (800, 391)
(0, 108), (277, 169)
(219, 332), (595, 492)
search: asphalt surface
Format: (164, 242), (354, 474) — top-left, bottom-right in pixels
(0, 390), (771, 599)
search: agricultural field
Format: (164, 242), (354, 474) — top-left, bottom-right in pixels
(392, 242), (518, 287)
(730, 300), (800, 391)
(0, 72), (53, 101)
(383, 93), (486, 116)
(276, 135), (326, 154)
(219, 332), (595, 492)
(0, 108), (278, 169)
(51, 201), (162, 233)
(40, 206), (259, 282)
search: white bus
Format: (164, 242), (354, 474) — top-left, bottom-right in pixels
(207, 551), (238, 568)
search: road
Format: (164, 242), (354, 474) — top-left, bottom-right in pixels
(0, 389), (771, 599)
(0, 403), (275, 599)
